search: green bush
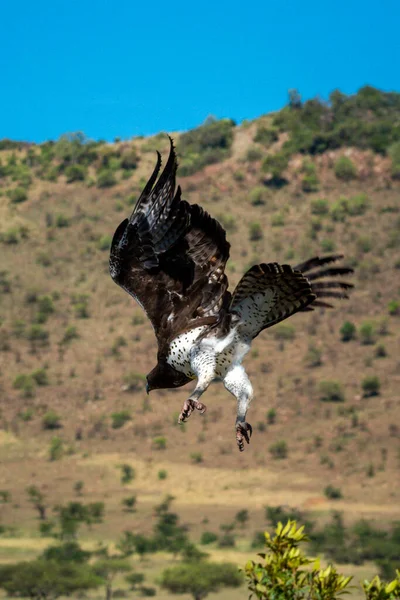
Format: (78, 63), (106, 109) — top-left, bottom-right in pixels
(356, 235), (372, 253)
(160, 560), (243, 599)
(321, 238), (335, 252)
(246, 147), (263, 162)
(266, 408), (276, 424)
(269, 440), (288, 459)
(13, 374), (36, 398)
(249, 221), (263, 241)
(65, 164), (86, 182)
(271, 213), (285, 226)
(97, 169), (117, 188)
(262, 152), (289, 182)
(98, 234), (112, 251)
(7, 186), (28, 203)
(158, 469), (168, 480)
(340, 321), (356, 341)
(190, 452), (203, 463)
(55, 214), (70, 228)
(200, 531), (219, 545)
(273, 324), (295, 341)
(42, 411), (62, 430)
(362, 375), (381, 397)
(359, 321), (376, 345)
(153, 436), (167, 450)
(0, 559), (102, 598)
(120, 149), (138, 170)
(31, 368), (49, 386)
(311, 198), (329, 215)
(119, 464), (135, 484)
(49, 436), (64, 461)
(334, 156), (357, 180)
(324, 485), (343, 499)
(249, 186), (267, 206)
(111, 410), (131, 429)
(302, 173), (319, 193)
(319, 380), (345, 402)
(348, 193), (370, 215)
(388, 300), (400, 316)
(389, 141), (400, 179)
(62, 325), (79, 344)
(122, 495), (137, 512)
(304, 344), (322, 367)
(330, 197), (349, 221)
(27, 325), (49, 344)
(178, 119), (235, 175)
(254, 126), (278, 146)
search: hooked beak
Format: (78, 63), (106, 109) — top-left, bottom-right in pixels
(146, 383), (150, 395)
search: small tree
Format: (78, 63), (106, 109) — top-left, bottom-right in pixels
(93, 558), (132, 600)
(160, 561), (243, 600)
(26, 485), (47, 520)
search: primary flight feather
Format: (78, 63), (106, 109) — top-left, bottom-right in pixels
(110, 137), (353, 451)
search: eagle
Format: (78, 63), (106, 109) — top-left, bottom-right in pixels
(109, 137), (353, 451)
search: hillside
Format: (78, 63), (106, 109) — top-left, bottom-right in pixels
(0, 86), (399, 594)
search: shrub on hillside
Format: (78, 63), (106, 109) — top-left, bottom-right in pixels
(334, 156), (357, 180)
(359, 321), (376, 345)
(319, 380), (345, 402)
(42, 411), (62, 430)
(96, 169), (117, 188)
(178, 118), (235, 175)
(273, 324), (295, 341)
(7, 186), (28, 203)
(249, 221), (263, 241)
(311, 198), (329, 215)
(65, 164), (86, 182)
(389, 141), (400, 179)
(324, 485), (343, 499)
(340, 321), (356, 341)
(262, 152), (289, 183)
(111, 410), (131, 429)
(13, 374), (36, 398)
(269, 440), (288, 459)
(362, 375), (381, 397)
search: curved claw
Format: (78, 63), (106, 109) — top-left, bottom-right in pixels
(236, 421), (253, 452)
(178, 399), (207, 423)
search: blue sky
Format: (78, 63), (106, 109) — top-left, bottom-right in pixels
(1, 0), (399, 142)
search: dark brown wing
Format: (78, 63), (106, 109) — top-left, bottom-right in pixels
(109, 137), (230, 349)
(230, 263), (316, 339)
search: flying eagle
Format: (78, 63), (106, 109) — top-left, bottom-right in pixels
(110, 138), (353, 451)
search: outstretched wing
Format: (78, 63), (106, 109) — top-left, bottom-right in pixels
(231, 255), (353, 339)
(109, 137), (230, 348)
(230, 263), (316, 339)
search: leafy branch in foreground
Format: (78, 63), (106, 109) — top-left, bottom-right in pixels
(242, 520), (400, 600)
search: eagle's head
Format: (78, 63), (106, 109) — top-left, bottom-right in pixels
(146, 360), (191, 393)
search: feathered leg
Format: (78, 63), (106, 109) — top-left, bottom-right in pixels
(223, 365), (253, 452)
(178, 348), (216, 423)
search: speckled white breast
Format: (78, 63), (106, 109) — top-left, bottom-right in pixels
(167, 327), (251, 381)
(166, 326), (208, 377)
